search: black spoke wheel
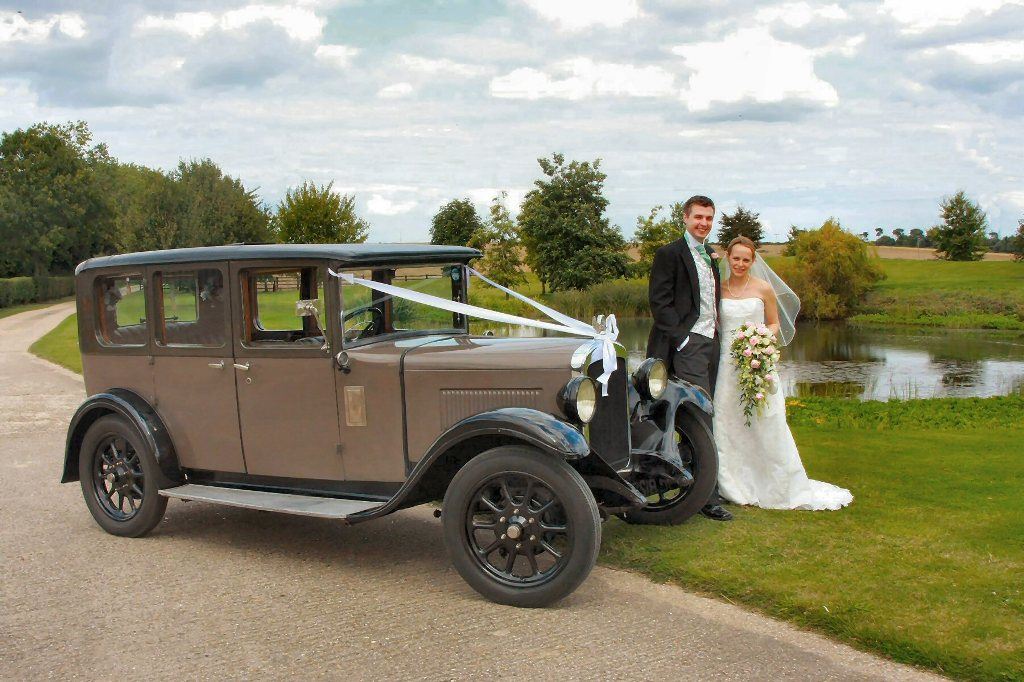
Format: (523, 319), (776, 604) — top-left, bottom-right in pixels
(443, 446), (600, 608)
(79, 415), (167, 537)
(622, 406), (718, 525)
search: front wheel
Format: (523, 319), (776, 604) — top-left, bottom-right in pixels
(442, 445), (601, 608)
(621, 406), (718, 525)
(78, 415), (167, 537)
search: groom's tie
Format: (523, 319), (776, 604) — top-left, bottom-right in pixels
(696, 243), (712, 268)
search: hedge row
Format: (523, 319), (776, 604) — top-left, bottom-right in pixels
(0, 275), (76, 309)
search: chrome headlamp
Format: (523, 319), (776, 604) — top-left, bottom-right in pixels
(558, 376), (597, 424)
(633, 358), (668, 400)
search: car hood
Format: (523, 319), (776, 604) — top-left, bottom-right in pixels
(402, 335), (591, 371)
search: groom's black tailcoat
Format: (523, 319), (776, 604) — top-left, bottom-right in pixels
(646, 237), (722, 397)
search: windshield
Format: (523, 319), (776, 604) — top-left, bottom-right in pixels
(338, 264), (467, 345)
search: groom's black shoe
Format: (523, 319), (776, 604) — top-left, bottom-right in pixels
(701, 504), (733, 521)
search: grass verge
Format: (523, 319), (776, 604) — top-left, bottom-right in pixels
(28, 313), (81, 373)
(602, 397), (1024, 681)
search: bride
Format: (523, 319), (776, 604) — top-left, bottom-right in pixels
(712, 237), (853, 511)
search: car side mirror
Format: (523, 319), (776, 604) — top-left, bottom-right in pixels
(296, 299), (329, 350)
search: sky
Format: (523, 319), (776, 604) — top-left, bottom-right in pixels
(1, 0), (1022, 242)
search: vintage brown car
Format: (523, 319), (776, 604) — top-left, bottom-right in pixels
(62, 244), (718, 607)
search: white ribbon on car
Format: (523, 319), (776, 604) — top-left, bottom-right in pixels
(327, 267), (620, 395)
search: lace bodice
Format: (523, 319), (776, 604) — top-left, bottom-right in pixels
(720, 297), (765, 338)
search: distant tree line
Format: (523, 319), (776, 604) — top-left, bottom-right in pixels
(0, 120), (370, 279)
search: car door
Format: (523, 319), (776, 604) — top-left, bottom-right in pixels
(230, 260), (345, 481)
(151, 264), (246, 473)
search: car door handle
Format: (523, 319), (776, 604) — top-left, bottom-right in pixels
(207, 361), (225, 369)
(233, 362), (250, 371)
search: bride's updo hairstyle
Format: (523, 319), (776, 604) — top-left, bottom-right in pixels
(726, 236), (757, 259)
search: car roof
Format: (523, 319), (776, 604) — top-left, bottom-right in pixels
(75, 243), (482, 274)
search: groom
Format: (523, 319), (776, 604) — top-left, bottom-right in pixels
(646, 195), (732, 521)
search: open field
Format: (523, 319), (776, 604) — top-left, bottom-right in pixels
(851, 259), (1024, 331)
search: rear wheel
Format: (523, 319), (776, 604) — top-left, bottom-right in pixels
(79, 415), (167, 537)
(621, 407), (718, 525)
(442, 445), (600, 607)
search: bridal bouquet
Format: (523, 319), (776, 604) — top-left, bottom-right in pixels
(730, 322), (782, 426)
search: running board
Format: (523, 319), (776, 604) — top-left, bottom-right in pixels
(159, 484), (382, 519)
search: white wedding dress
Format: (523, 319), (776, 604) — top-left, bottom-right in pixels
(713, 298), (853, 511)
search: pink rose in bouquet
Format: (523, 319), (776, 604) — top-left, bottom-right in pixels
(730, 321), (783, 425)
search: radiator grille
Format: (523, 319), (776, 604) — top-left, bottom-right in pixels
(440, 388), (542, 429)
(586, 358), (629, 467)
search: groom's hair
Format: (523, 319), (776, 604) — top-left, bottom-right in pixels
(682, 195), (715, 216)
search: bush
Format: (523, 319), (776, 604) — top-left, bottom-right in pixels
(775, 218), (884, 320)
(0, 275), (75, 308)
(546, 278), (649, 319)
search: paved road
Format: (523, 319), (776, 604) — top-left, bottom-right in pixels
(0, 304), (942, 681)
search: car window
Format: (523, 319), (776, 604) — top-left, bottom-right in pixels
(339, 264), (465, 346)
(96, 273), (147, 347)
(241, 267), (326, 346)
(157, 269), (226, 348)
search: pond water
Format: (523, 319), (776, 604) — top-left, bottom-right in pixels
(484, 319), (1024, 400)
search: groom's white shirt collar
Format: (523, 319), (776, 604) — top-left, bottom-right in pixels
(684, 230), (705, 250)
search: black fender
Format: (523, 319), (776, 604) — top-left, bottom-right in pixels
(349, 407), (590, 520)
(62, 389), (183, 488)
(629, 377), (714, 472)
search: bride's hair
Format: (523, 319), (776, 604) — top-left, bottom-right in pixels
(726, 236), (757, 258)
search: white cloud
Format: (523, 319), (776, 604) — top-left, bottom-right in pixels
(378, 82), (414, 98)
(398, 54), (488, 78)
(367, 194), (417, 215)
(490, 58), (675, 100)
(0, 11), (87, 43)
(672, 28), (839, 111)
(947, 40), (1024, 64)
(315, 44), (360, 68)
(519, 0), (639, 31)
(136, 4), (324, 41)
(136, 12), (218, 38)
(881, 0), (1022, 33)
(755, 2), (847, 28)
(815, 33), (866, 58)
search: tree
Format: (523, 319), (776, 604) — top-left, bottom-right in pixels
(274, 181), (369, 244)
(892, 228), (906, 245)
(908, 228), (929, 247)
(874, 227), (883, 238)
(782, 224), (804, 256)
(933, 190), (988, 261)
(517, 154), (628, 292)
(774, 218), (885, 320)
(1012, 218), (1024, 262)
(430, 198), (483, 246)
(716, 205), (764, 246)
(174, 159), (271, 246)
(0, 121), (115, 276)
(102, 162), (186, 252)
(470, 192), (524, 295)
(631, 205), (681, 278)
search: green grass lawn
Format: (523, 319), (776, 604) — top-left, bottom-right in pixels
(28, 301), (1024, 679)
(851, 260), (1024, 331)
(604, 397), (1024, 681)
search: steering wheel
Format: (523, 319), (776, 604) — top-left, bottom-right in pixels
(342, 304), (384, 342)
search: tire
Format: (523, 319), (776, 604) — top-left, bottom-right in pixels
(621, 406), (718, 525)
(78, 415), (167, 538)
(442, 445), (601, 608)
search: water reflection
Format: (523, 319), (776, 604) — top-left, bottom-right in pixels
(480, 319), (1024, 400)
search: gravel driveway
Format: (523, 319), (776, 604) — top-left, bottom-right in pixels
(0, 303), (942, 680)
